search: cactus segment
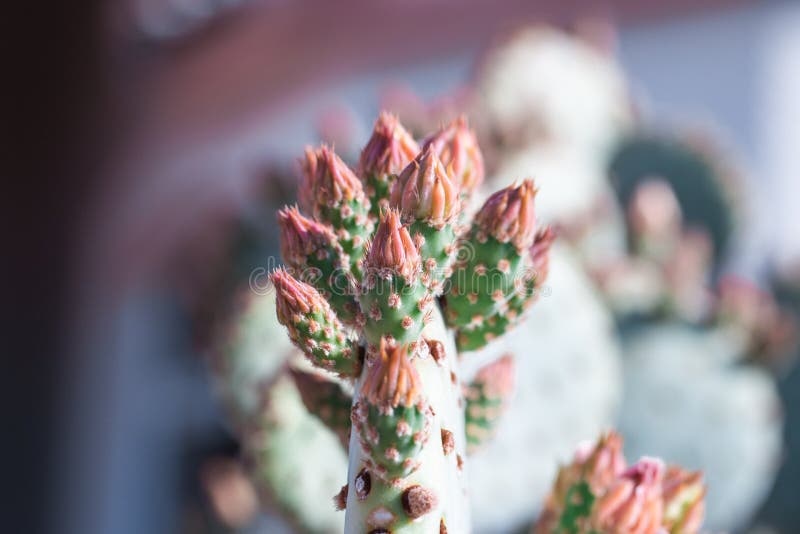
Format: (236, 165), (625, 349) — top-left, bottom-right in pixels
(535, 433), (705, 534)
(422, 116), (485, 203)
(277, 206), (360, 322)
(391, 147), (461, 294)
(445, 180), (539, 330)
(271, 269), (358, 375)
(352, 340), (433, 482)
(456, 226), (555, 351)
(358, 112), (420, 219)
(592, 458), (665, 534)
(464, 354), (515, 453)
(359, 210), (432, 345)
(290, 367), (354, 448)
(299, 145), (373, 273)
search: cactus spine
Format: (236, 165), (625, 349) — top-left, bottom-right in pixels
(271, 113), (551, 533)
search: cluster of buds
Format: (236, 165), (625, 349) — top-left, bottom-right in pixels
(534, 432), (706, 534)
(270, 112), (551, 532)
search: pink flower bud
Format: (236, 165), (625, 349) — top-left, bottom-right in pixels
(423, 116), (484, 196)
(362, 339), (422, 407)
(277, 206), (337, 267)
(299, 145), (366, 217)
(474, 179), (538, 251)
(391, 147), (460, 227)
(593, 458), (665, 534)
(271, 268), (329, 325)
(365, 209), (421, 280)
(358, 112), (420, 180)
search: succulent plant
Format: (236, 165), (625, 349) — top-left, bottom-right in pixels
(269, 113), (551, 533)
(534, 431), (707, 534)
(210, 112), (711, 534)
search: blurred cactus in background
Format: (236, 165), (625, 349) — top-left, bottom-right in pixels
(534, 432), (706, 534)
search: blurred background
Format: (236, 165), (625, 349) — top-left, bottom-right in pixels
(9, 1), (800, 533)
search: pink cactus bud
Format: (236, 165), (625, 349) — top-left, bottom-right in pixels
(593, 457), (665, 534)
(423, 116), (484, 195)
(365, 209), (421, 280)
(277, 206), (337, 266)
(358, 112), (420, 180)
(474, 179), (538, 251)
(662, 466), (706, 534)
(390, 147), (460, 227)
(299, 145), (366, 217)
(529, 226), (556, 287)
(362, 340), (422, 407)
(472, 353), (515, 400)
(271, 268), (328, 325)
(578, 431), (627, 493)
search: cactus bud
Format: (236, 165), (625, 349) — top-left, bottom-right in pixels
(662, 466), (705, 534)
(300, 145), (365, 216)
(278, 205), (338, 267)
(535, 431), (627, 534)
(299, 145), (372, 268)
(464, 354), (515, 453)
(271, 269), (357, 375)
(358, 112), (420, 217)
(352, 340), (433, 482)
(474, 179), (538, 252)
(390, 147), (461, 292)
(447, 180), (542, 336)
(360, 210), (431, 345)
(362, 340), (423, 408)
(592, 458), (665, 534)
(365, 209), (421, 281)
(277, 206), (359, 322)
(423, 116), (484, 199)
(391, 147), (460, 228)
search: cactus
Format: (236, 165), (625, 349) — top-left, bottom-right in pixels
(534, 431), (707, 534)
(463, 354), (515, 453)
(269, 113), (551, 533)
(209, 111), (715, 534)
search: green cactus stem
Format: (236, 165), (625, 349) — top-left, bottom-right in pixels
(272, 268), (359, 376)
(456, 226), (555, 351)
(277, 206), (360, 323)
(464, 354), (515, 453)
(343, 305), (468, 533)
(290, 366), (354, 448)
(261, 114), (551, 534)
(358, 112), (420, 219)
(358, 209), (433, 347)
(445, 179), (539, 333)
(391, 146), (461, 294)
(352, 340), (433, 481)
(300, 145), (373, 274)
